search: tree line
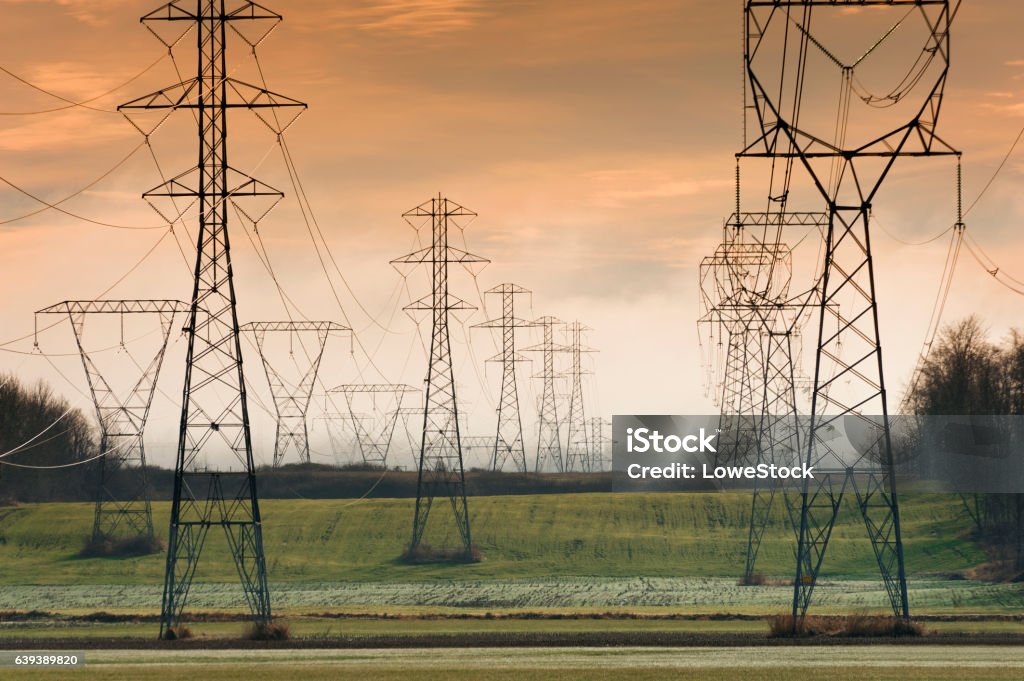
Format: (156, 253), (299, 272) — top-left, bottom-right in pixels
(908, 316), (1024, 573)
(0, 371), (613, 503)
(0, 373), (96, 504)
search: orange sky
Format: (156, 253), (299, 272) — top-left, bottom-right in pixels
(0, 1), (1022, 468)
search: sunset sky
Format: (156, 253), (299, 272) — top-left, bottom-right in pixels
(0, 1), (1022, 469)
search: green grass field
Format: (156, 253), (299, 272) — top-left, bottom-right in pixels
(0, 492), (988, 584)
(4, 647), (1024, 681)
(0, 492), (1020, 623)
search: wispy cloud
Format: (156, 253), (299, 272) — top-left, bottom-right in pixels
(585, 168), (731, 208)
(0, 111), (128, 151)
(981, 101), (1024, 118)
(22, 61), (124, 99)
(325, 0), (488, 37)
(0, 0), (135, 26)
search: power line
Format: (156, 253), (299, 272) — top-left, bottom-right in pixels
(0, 227), (173, 352)
(0, 141), (160, 228)
(0, 51), (172, 115)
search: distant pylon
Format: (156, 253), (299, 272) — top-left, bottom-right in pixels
(587, 417), (611, 472)
(472, 283), (533, 472)
(313, 409), (353, 465)
(524, 316), (566, 472)
(241, 322), (349, 467)
(120, 0), (306, 637)
(461, 435), (497, 463)
(391, 195), (489, 556)
(563, 321), (595, 472)
(35, 300), (189, 543)
(329, 384), (419, 467)
(699, 211), (816, 582)
(392, 406), (423, 468)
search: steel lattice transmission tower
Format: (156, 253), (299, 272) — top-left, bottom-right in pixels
(699, 211), (819, 583)
(35, 300), (189, 543)
(241, 322), (349, 467)
(393, 406), (424, 469)
(391, 196), (489, 556)
(313, 410), (352, 465)
(472, 283), (534, 472)
(741, 0), (959, 626)
(700, 227), (771, 473)
(329, 384), (419, 467)
(120, 0), (306, 637)
(564, 322), (595, 472)
(586, 417), (611, 472)
(525, 316), (566, 472)
(460, 435), (497, 465)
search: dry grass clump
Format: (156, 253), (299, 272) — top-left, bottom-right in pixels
(737, 573), (793, 587)
(400, 543), (483, 564)
(962, 560), (1024, 583)
(769, 613), (923, 638)
(840, 613), (924, 637)
(78, 534), (165, 558)
(244, 619), (291, 641)
(738, 572), (768, 586)
(162, 624), (194, 640)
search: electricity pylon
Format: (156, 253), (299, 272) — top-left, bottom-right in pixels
(587, 417), (611, 472)
(120, 0), (306, 638)
(391, 195), (489, 557)
(699, 211), (822, 582)
(524, 316), (566, 472)
(313, 410), (353, 465)
(35, 300), (189, 543)
(740, 0), (959, 626)
(241, 322), (349, 467)
(461, 435), (497, 465)
(563, 321), (595, 472)
(329, 384), (419, 467)
(472, 283), (533, 472)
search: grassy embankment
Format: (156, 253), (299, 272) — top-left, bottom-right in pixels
(1, 492), (1021, 635)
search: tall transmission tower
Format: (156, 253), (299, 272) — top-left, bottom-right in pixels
(564, 321), (595, 472)
(586, 417), (611, 472)
(389, 406), (424, 469)
(699, 211), (820, 583)
(120, 1), (306, 637)
(471, 283), (533, 472)
(524, 316), (566, 472)
(313, 410), (354, 465)
(329, 384), (419, 467)
(461, 435), (497, 465)
(391, 196), (489, 557)
(741, 1), (959, 626)
(35, 300), (189, 544)
(240, 322), (349, 467)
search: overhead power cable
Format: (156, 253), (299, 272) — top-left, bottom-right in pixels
(0, 141), (164, 229)
(0, 51), (172, 115)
